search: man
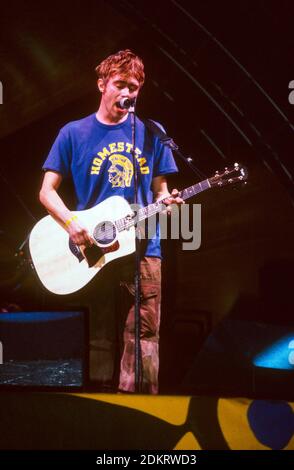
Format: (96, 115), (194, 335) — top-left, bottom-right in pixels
(39, 49), (182, 393)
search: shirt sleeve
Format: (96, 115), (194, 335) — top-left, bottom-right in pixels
(151, 122), (178, 177)
(42, 127), (72, 178)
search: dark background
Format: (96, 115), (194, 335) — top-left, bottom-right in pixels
(0, 0), (293, 393)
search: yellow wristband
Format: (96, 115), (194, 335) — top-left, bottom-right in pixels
(65, 215), (78, 227)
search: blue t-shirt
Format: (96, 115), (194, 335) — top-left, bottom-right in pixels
(43, 113), (178, 257)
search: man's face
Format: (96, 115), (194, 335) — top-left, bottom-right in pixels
(98, 74), (140, 122)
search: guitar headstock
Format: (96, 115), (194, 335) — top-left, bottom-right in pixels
(209, 163), (248, 188)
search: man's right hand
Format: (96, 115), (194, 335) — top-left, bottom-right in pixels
(67, 219), (94, 247)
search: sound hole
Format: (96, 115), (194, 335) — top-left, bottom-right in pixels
(93, 221), (116, 246)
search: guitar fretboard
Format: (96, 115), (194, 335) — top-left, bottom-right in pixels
(115, 178), (211, 232)
(178, 179), (211, 201)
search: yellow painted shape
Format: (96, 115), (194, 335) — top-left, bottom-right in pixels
(218, 398), (269, 450)
(71, 393), (191, 426)
(285, 435), (294, 450)
(285, 402), (294, 450)
(174, 432), (202, 450)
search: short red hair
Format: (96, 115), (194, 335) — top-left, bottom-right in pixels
(95, 49), (145, 86)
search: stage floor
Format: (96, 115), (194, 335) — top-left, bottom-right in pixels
(0, 391), (293, 450)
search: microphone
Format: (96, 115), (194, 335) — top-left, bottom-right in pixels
(117, 97), (136, 109)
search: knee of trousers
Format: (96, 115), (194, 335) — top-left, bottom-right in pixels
(123, 282), (161, 339)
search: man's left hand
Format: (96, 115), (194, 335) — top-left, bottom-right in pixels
(162, 189), (185, 214)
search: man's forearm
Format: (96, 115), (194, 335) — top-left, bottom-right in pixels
(39, 188), (73, 229)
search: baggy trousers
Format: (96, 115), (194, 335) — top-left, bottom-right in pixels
(87, 256), (161, 394)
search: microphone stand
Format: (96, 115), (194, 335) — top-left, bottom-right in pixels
(127, 109), (206, 394)
(141, 119), (207, 179)
(129, 105), (143, 393)
(160, 138), (206, 179)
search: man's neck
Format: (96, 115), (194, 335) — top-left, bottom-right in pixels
(96, 108), (128, 125)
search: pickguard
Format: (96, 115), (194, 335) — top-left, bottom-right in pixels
(69, 239), (120, 267)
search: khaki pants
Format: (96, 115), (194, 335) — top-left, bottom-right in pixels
(88, 256), (161, 394)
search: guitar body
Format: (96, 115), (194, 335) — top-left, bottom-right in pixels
(29, 196), (135, 295)
(29, 164), (247, 295)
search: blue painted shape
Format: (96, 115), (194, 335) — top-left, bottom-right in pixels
(248, 400), (294, 449)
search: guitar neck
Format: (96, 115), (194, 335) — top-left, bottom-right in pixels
(178, 179), (211, 202)
(115, 178), (211, 232)
(138, 178), (211, 222)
